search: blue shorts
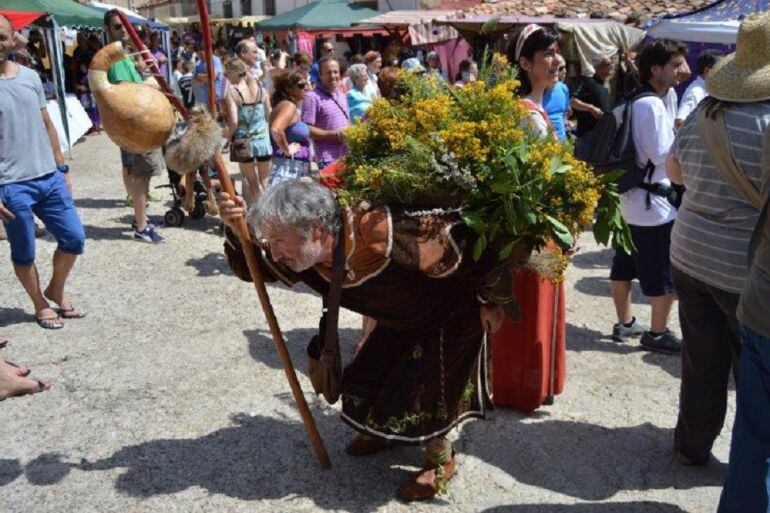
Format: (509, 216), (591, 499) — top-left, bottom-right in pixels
(610, 220), (675, 297)
(0, 171), (85, 266)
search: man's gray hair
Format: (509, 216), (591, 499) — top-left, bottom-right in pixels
(247, 180), (341, 239)
(591, 54), (612, 68)
(235, 39), (256, 56)
(347, 63), (368, 81)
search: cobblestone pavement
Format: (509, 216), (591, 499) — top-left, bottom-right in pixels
(1, 134), (730, 512)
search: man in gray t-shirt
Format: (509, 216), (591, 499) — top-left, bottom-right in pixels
(0, 14), (86, 330)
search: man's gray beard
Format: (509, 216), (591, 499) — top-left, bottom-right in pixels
(286, 242), (323, 273)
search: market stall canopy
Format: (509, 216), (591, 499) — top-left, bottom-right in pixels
(646, 0), (769, 44)
(355, 10), (459, 44)
(256, 0), (380, 30)
(436, 16), (645, 75)
(157, 15), (200, 25)
(0, 9), (45, 29)
(211, 15), (270, 27)
(1, 0), (104, 28)
(86, 1), (169, 29)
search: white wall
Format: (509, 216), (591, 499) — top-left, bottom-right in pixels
(275, 0), (312, 15)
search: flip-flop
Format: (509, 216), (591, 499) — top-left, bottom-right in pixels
(54, 305), (87, 320)
(5, 360), (31, 377)
(36, 314), (64, 330)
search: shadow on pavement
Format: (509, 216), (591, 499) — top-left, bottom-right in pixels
(566, 323), (681, 378)
(482, 502), (688, 513)
(75, 412), (416, 511)
(0, 459), (23, 487)
(24, 453), (71, 486)
(0, 307), (29, 327)
(464, 418), (726, 501)
(245, 327), (362, 375)
(569, 248), (615, 270)
(74, 198), (125, 209)
(81, 225), (131, 241)
(185, 252), (233, 277)
(573, 276), (650, 304)
(566, 323), (634, 355)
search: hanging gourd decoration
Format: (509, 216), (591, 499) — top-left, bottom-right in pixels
(88, 42), (175, 153)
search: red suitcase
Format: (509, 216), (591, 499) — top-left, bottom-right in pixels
(491, 268), (566, 412)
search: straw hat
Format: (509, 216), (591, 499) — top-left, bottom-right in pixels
(706, 12), (770, 102)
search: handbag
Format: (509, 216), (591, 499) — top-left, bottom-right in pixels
(230, 86), (263, 163)
(306, 223), (345, 404)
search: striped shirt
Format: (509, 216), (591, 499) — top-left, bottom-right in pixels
(301, 85), (350, 164)
(670, 102), (770, 293)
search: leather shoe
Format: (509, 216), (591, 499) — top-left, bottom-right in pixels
(345, 434), (390, 456)
(397, 457), (457, 502)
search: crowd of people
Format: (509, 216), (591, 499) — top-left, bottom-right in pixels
(1, 8), (770, 510)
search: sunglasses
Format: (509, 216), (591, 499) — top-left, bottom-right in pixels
(295, 82), (308, 89)
(558, 66), (566, 71)
(112, 23), (125, 31)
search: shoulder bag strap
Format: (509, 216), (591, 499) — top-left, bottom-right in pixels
(321, 87), (349, 120)
(323, 222), (345, 356)
(234, 85), (261, 131)
(697, 107), (762, 209)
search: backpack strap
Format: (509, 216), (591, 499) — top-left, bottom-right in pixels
(630, 90), (665, 209)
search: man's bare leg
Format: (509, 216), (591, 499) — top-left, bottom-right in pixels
(122, 166), (132, 198)
(650, 293), (676, 333)
(43, 250), (80, 317)
(611, 280), (633, 324)
(13, 263), (59, 325)
(132, 175), (150, 231)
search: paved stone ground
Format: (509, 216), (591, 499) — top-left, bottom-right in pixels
(1, 134), (732, 513)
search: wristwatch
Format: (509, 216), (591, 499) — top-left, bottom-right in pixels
(57, 164), (70, 174)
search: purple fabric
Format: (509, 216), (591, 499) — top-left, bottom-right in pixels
(301, 85), (350, 163)
(152, 49), (168, 81)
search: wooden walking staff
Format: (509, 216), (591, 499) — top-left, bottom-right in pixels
(195, 0), (332, 469)
(115, 11), (188, 119)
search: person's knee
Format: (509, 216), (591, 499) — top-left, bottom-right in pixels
(57, 230), (85, 256)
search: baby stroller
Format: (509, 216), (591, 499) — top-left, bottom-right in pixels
(158, 167), (210, 227)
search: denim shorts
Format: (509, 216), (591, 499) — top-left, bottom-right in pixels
(0, 171), (85, 266)
(267, 157), (311, 188)
(610, 220), (674, 297)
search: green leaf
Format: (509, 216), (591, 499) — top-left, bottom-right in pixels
(461, 210), (486, 232)
(549, 157), (570, 175)
(480, 17), (500, 35)
(498, 240), (515, 260)
(546, 215), (575, 248)
(601, 169), (625, 183)
(473, 233), (487, 262)
(593, 216), (610, 246)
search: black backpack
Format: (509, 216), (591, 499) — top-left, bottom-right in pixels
(579, 88), (658, 193)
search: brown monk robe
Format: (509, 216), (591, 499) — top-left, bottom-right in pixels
(224, 204), (519, 499)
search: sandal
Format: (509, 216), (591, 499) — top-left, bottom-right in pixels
(36, 313), (64, 330)
(54, 305), (87, 319)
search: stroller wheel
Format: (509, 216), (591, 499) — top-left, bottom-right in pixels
(164, 208), (185, 227)
(190, 202), (206, 219)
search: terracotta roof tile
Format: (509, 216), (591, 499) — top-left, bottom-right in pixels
(464, 0), (714, 24)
